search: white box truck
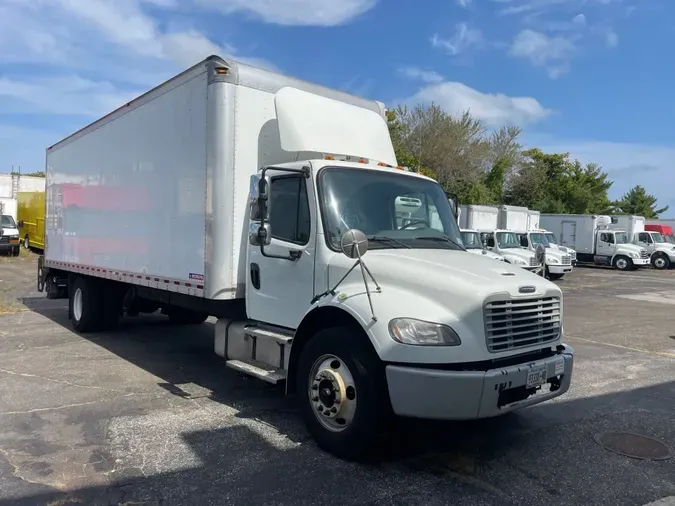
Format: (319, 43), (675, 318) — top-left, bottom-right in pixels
(37, 56), (574, 460)
(540, 214), (650, 270)
(527, 210), (540, 231)
(612, 215), (675, 269)
(459, 205), (538, 270)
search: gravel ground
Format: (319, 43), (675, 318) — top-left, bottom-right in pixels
(0, 255), (674, 505)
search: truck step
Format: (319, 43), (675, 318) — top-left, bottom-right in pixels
(244, 325), (293, 345)
(226, 359), (286, 384)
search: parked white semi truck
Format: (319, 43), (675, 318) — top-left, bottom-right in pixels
(459, 229), (505, 261)
(540, 214), (650, 270)
(515, 230), (573, 280)
(613, 215), (675, 270)
(538, 230), (577, 266)
(459, 205), (539, 270)
(37, 56), (574, 460)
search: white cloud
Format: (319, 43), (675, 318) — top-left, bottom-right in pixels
(398, 67), (445, 84)
(194, 0), (378, 26)
(457, 0), (473, 8)
(573, 13), (587, 25)
(431, 23), (483, 55)
(509, 29), (576, 78)
(407, 82), (552, 127)
(526, 135), (675, 211)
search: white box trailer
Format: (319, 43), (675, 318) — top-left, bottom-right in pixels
(458, 204), (498, 230)
(498, 205), (529, 231)
(38, 56), (574, 460)
(527, 210), (541, 231)
(540, 214), (650, 270)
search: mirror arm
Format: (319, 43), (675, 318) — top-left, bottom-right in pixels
(256, 165), (310, 262)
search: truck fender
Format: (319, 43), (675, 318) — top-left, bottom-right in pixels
(285, 302), (375, 395)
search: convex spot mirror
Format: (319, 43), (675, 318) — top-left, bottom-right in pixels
(248, 174), (271, 222)
(340, 229), (368, 259)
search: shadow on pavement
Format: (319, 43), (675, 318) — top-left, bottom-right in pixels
(4, 297), (674, 506)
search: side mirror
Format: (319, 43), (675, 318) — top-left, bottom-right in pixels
(248, 174), (271, 222)
(17, 220), (23, 228)
(249, 222), (272, 247)
(535, 243), (546, 265)
(340, 229), (368, 259)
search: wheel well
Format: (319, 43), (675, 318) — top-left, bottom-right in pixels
(286, 306), (368, 395)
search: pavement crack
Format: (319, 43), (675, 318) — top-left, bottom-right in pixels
(0, 366), (130, 393)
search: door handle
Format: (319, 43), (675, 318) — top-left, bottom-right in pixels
(250, 263), (261, 290)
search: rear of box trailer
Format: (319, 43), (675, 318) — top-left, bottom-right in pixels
(540, 214), (597, 255)
(44, 56), (386, 303)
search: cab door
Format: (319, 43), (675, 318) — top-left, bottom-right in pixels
(246, 173), (316, 329)
(596, 232), (615, 257)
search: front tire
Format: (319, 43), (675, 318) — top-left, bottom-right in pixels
(613, 255), (632, 271)
(296, 326), (392, 461)
(23, 236), (29, 250)
(652, 253), (670, 270)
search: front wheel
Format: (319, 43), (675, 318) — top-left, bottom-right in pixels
(613, 255), (632, 271)
(652, 254), (670, 270)
(23, 236), (29, 250)
(296, 326), (392, 461)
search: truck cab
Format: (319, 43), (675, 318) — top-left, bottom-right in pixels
(597, 228), (650, 270)
(481, 229), (539, 271)
(516, 230), (573, 280)
(633, 230), (675, 270)
(0, 214), (20, 256)
(459, 229), (505, 261)
(645, 224), (675, 245)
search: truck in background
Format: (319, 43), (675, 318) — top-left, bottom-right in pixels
(612, 215), (675, 270)
(0, 213), (20, 256)
(516, 230), (573, 280)
(539, 230), (577, 266)
(540, 214), (650, 271)
(459, 204), (539, 270)
(645, 223), (675, 244)
(459, 229), (505, 261)
(17, 191), (45, 251)
(37, 56), (574, 460)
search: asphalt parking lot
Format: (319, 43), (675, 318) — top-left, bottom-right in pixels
(1, 254), (675, 506)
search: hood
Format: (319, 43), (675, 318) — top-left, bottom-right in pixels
(336, 248), (556, 300)
(619, 243), (645, 253)
(654, 242), (675, 252)
(0, 227), (19, 236)
(467, 248), (504, 261)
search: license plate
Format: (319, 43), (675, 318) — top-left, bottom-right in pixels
(526, 365), (547, 388)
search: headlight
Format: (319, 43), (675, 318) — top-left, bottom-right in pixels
(513, 258), (527, 265)
(547, 257), (559, 264)
(629, 252), (638, 259)
(388, 318), (461, 346)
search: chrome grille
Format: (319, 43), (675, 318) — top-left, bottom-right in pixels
(529, 257), (538, 267)
(561, 255), (571, 265)
(640, 249), (649, 259)
(484, 297), (561, 353)
(570, 251), (577, 260)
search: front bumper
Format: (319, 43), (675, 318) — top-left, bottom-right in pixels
(0, 240), (19, 251)
(386, 344), (574, 420)
(632, 258), (651, 267)
(547, 264), (573, 274)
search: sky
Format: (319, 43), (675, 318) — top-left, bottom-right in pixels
(0, 0), (673, 214)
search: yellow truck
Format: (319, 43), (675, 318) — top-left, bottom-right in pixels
(17, 191), (45, 251)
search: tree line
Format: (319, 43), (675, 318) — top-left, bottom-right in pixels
(387, 105), (668, 219)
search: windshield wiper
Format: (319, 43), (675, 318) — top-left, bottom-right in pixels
(367, 235), (412, 249)
(415, 236), (465, 251)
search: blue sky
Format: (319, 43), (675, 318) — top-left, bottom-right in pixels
(1, 0), (673, 213)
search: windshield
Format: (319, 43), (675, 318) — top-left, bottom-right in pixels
(461, 231), (483, 249)
(615, 232), (628, 244)
(496, 231), (521, 249)
(651, 232), (665, 243)
(0, 215), (16, 228)
(544, 232), (558, 245)
(666, 234), (675, 244)
(529, 232), (550, 248)
(319, 167), (463, 251)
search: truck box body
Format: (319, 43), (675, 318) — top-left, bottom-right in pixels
(539, 214), (601, 254)
(612, 215), (645, 242)
(527, 210), (540, 231)
(458, 204), (498, 231)
(17, 191), (45, 250)
(498, 205), (529, 231)
(44, 56), (392, 301)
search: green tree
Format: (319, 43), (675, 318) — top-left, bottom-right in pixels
(613, 185), (669, 218)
